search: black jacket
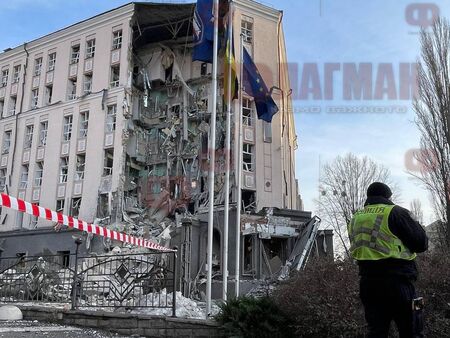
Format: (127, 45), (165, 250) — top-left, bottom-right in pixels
(357, 196), (428, 281)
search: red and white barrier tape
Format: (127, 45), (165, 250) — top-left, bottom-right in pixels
(0, 193), (173, 252)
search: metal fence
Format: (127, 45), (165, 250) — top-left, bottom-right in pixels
(0, 247), (177, 316)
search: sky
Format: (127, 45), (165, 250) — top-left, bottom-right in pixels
(0, 0), (449, 224)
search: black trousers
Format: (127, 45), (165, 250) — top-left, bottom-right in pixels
(359, 276), (423, 338)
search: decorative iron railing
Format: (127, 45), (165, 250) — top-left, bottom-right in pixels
(0, 249), (177, 316)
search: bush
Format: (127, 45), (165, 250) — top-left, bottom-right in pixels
(214, 296), (294, 337)
(273, 253), (450, 337)
(273, 258), (365, 337)
(416, 253), (450, 337)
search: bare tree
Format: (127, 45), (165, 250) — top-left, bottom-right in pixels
(413, 17), (450, 249)
(410, 199), (424, 224)
(317, 153), (395, 259)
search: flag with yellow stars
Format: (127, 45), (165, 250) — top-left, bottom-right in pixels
(242, 47), (279, 122)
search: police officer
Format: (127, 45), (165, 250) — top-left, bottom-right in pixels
(348, 182), (428, 338)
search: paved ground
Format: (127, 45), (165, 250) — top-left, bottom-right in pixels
(0, 320), (131, 337)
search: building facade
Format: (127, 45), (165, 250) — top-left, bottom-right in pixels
(0, 1), (314, 290)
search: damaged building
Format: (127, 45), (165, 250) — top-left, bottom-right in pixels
(0, 1), (332, 297)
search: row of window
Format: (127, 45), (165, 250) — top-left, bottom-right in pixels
(14, 147), (113, 192)
(0, 30), (122, 89)
(1, 105), (116, 156)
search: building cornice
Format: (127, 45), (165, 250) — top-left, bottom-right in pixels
(0, 3), (134, 62)
(233, 0), (281, 22)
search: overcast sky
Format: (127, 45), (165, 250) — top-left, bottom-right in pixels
(1, 0), (449, 224)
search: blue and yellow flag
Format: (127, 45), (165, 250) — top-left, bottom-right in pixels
(224, 14), (238, 102)
(242, 48), (279, 122)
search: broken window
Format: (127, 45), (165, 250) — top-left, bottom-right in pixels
(45, 85), (53, 105)
(70, 45), (80, 64)
(79, 111), (89, 138)
(242, 143), (254, 172)
(63, 115), (73, 141)
(57, 251), (70, 268)
(103, 149), (114, 176)
(29, 214), (38, 228)
(34, 57), (42, 76)
(12, 65), (20, 83)
(9, 97), (16, 115)
(30, 89), (39, 109)
(20, 165), (29, 189)
(0, 168), (6, 191)
(56, 199), (65, 212)
(39, 121), (48, 146)
(67, 79), (77, 100)
(243, 235), (256, 276)
(110, 65), (120, 88)
(242, 190), (256, 213)
(83, 74), (92, 94)
(47, 52), (56, 71)
(71, 197), (81, 217)
(242, 98), (254, 126)
(34, 162), (43, 187)
(2, 130), (11, 154)
(1, 69), (8, 87)
(200, 62), (208, 76)
(106, 104), (116, 132)
(112, 30), (122, 50)
(241, 18), (253, 44)
(59, 157), (69, 183)
(24, 124), (34, 149)
(170, 104), (181, 118)
(75, 154), (85, 180)
(97, 194), (109, 218)
(86, 39), (95, 58)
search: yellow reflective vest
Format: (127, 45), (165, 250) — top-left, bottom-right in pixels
(348, 204), (416, 261)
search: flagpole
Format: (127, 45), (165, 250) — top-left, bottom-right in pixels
(206, 0), (219, 317)
(222, 0), (233, 302)
(235, 33), (244, 298)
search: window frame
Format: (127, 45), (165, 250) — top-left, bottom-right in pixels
(39, 121), (48, 146)
(1, 69), (9, 87)
(12, 65), (20, 84)
(242, 143), (255, 172)
(85, 39), (96, 59)
(241, 19), (253, 44)
(24, 124), (34, 149)
(110, 65), (120, 88)
(34, 162), (43, 187)
(47, 52), (56, 72)
(31, 88), (39, 109)
(59, 157), (69, 184)
(70, 45), (80, 64)
(34, 57), (43, 77)
(2, 130), (12, 154)
(63, 115), (73, 142)
(79, 111), (89, 138)
(106, 105), (117, 132)
(20, 165), (29, 189)
(112, 30), (122, 50)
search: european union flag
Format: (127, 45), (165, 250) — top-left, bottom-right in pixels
(242, 48), (279, 123)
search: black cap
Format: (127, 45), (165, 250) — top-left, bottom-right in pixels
(367, 182), (392, 199)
